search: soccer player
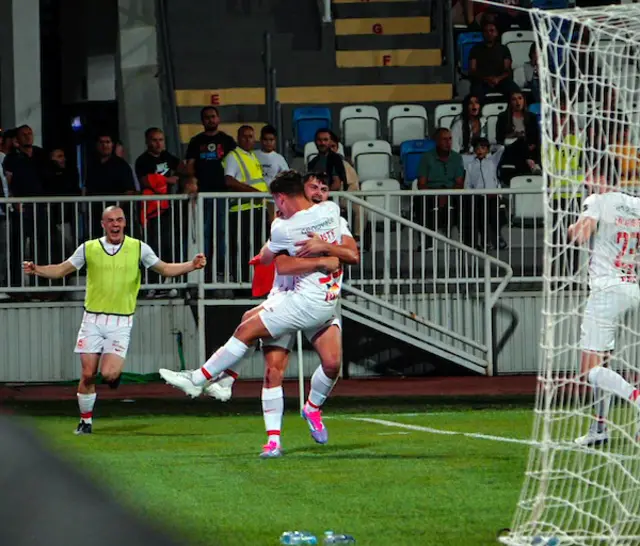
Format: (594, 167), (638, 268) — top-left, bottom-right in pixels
(159, 171), (346, 416)
(205, 174), (359, 457)
(568, 169), (640, 446)
(22, 206), (206, 435)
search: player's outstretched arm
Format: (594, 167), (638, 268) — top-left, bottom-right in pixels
(294, 234), (359, 265)
(23, 260), (76, 279)
(274, 255), (339, 275)
(152, 253), (206, 277)
(568, 217), (597, 245)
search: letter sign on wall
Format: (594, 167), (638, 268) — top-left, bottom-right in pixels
(382, 54), (392, 66)
(210, 94), (221, 105)
(373, 23), (383, 34)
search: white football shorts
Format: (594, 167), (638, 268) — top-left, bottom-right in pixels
(259, 291), (336, 340)
(74, 312), (134, 358)
(262, 316), (342, 352)
(580, 282), (640, 352)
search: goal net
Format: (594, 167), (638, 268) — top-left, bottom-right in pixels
(501, 6), (640, 546)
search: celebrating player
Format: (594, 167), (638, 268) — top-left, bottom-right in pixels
(159, 171), (346, 421)
(568, 166), (640, 446)
(23, 206), (206, 435)
(204, 174), (359, 457)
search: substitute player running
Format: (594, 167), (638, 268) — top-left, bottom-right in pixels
(568, 169), (640, 446)
(23, 206), (206, 435)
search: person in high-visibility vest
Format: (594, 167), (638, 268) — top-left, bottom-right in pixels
(223, 125), (269, 284)
(22, 205), (206, 435)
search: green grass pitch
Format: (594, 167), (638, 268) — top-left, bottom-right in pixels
(22, 398), (533, 546)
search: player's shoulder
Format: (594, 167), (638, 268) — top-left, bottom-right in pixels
(317, 200), (341, 215)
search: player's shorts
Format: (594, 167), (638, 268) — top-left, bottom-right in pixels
(259, 292), (336, 341)
(74, 312), (134, 358)
(262, 316), (342, 352)
(580, 282), (640, 352)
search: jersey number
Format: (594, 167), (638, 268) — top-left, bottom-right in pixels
(615, 231), (640, 280)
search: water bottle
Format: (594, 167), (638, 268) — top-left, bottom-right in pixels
(280, 531), (318, 545)
(323, 531), (356, 544)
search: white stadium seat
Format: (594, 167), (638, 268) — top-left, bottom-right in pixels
(304, 141), (345, 166)
(482, 103), (507, 145)
(340, 105), (380, 148)
(360, 179), (402, 221)
(510, 175), (544, 226)
(502, 30), (534, 69)
(352, 140), (392, 181)
(387, 105), (428, 147)
(513, 66), (527, 89)
(434, 103), (463, 130)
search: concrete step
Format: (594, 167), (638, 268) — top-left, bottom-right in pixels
(335, 16), (430, 35)
(336, 32), (440, 50)
(333, 2), (429, 18)
(336, 48), (441, 67)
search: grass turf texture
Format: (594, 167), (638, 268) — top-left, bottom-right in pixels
(18, 398), (533, 546)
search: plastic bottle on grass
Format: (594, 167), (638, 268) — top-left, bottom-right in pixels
(280, 531), (318, 545)
(323, 531), (356, 544)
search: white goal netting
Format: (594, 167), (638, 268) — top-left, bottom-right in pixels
(501, 5), (640, 546)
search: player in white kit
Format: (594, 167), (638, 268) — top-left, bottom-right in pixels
(159, 172), (346, 411)
(568, 178), (640, 446)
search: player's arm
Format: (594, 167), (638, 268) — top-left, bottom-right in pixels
(274, 254), (340, 275)
(568, 216), (597, 245)
(294, 234), (359, 264)
(23, 260), (76, 279)
(151, 254), (206, 277)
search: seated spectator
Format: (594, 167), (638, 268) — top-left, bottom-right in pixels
(255, 125), (289, 187)
(464, 137), (507, 250)
(469, 16), (517, 99)
(523, 44), (540, 104)
(450, 93), (488, 162)
(307, 129), (346, 191)
(328, 132), (362, 241)
(417, 128), (465, 247)
(496, 90), (541, 180)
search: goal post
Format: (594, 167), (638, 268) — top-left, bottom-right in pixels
(502, 6), (640, 546)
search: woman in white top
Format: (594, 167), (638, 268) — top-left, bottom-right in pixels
(450, 94), (488, 161)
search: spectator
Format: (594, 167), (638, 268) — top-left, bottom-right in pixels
(0, 132), (8, 292)
(3, 128), (17, 155)
(328, 132), (362, 241)
(417, 128), (465, 248)
(185, 106), (236, 280)
(491, 0), (531, 33)
(84, 134), (137, 237)
(3, 125), (49, 290)
(307, 129), (346, 191)
(610, 121), (639, 186)
(115, 140), (141, 192)
(496, 90), (541, 179)
(223, 125), (268, 284)
(523, 44), (540, 104)
(469, 16), (516, 98)
(464, 137), (507, 250)
(255, 125), (289, 187)
(450, 94), (488, 161)
(135, 128), (181, 296)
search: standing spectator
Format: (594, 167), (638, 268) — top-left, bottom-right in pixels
(464, 138), (507, 250)
(469, 16), (516, 98)
(307, 129), (346, 191)
(223, 125), (268, 284)
(115, 140), (141, 192)
(417, 128), (466, 248)
(2, 125), (49, 290)
(135, 128), (181, 296)
(185, 106), (236, 280)
(254, 125), (288, 187)
(450, 94), (488, 160)
(85, 134), (137, 238)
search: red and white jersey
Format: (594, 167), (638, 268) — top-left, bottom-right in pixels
(268, 201), (344, 303)
(582, 191), (640, 285)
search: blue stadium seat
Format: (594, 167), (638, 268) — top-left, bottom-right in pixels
(457, 32), (483, 76)
(529, 103), (541, 120)
(292, 107), (332, 153)
(531, 0), (569, 9)
(400, 139), (436, 185)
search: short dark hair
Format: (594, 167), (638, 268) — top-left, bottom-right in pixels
(96, 133), (113, 142)
(145, 127), (163, 140)
(472, 137), (490, 149)
(433, 127), (451, 140)
(4, 128), (17, 139)
(314, 128), (331, 140)
(200, 106), (219, 121)
(270, 170), (305, 196)
(261, 125), (277, 139)
(237, 125), (254, 136)
(328, 130), (340, 144)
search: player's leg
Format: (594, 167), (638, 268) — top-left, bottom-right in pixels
(73, 319), (104, 435)
(259, 340), (293, 459)
(301, 321), (341, 444)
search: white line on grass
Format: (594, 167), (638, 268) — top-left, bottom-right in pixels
(351, 417), (536, 446)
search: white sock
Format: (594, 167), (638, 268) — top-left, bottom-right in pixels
(192, 337), (249, 385)
(588, 366), (639, 404)
(219, 344), (256, 387)
(77, 393), (97, 424)
(305, 366), (337, 412)
(262, 386), (284, 446)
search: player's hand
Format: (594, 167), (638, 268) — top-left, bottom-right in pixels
(192, 253), (207, 270)
(23, 261), (37, 275)
(295, 233), (328, 257)
(317, 256), (340, 274)
(184, 180), (199, 195)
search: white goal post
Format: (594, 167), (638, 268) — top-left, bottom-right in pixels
(502, 5), (640, 546)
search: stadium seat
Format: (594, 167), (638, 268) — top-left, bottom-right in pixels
(340, 105), (380, 148)
(510, 175), (544, 227)
(531, 0), (569, 9)
(482, 103), (507, 144)
(352, 140), (392, 181)
(502, 30), (534, 70)
(529, 103), (542, 120)
(292, 107), (332, 154)
(434, 103), (463, 130)
(400, 139), (436, 184)
(360, 179), (402, 220)
(457, 32), (483, 76)
(387, 105), (428, 147)
(513, 66), (528, 90)
(304, 141), (345, 166)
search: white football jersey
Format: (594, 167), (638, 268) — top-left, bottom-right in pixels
(582, 191), (640, 284)
(268, 201), (344, 302)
